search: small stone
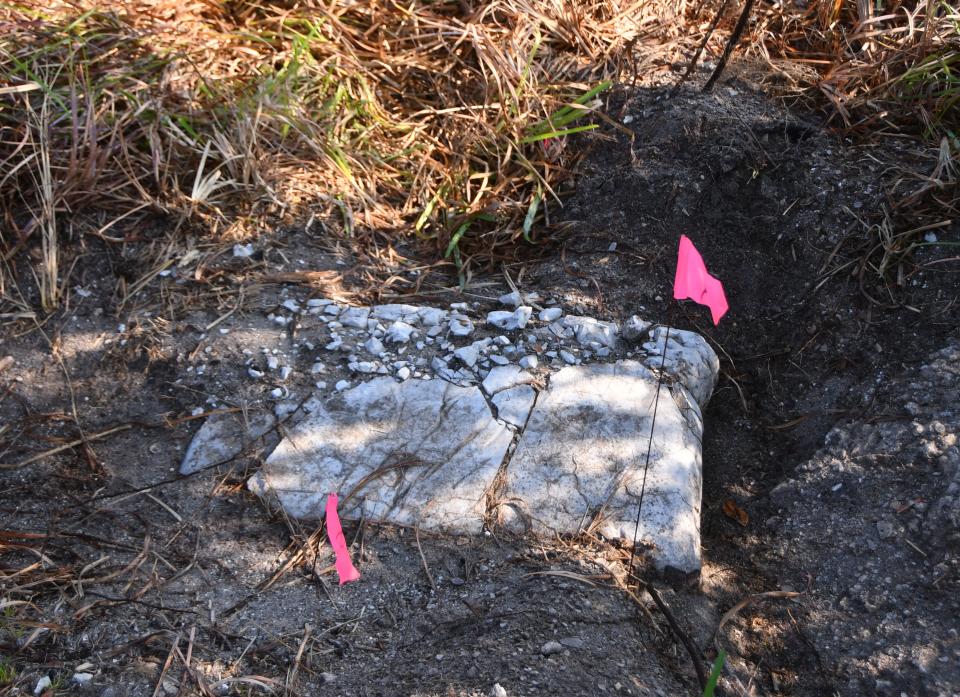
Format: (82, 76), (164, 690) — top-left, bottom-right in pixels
(306, 298), (333, 308)
(340, 307), (371, 329)
(279, 366), (292, 381)
(335, 380), (351, 392)
(877, 520), (895, 539)
(35, 677), (52, 695)
(248, 367), (264, 379)
(281, 299), (301, 313)
(364, 337), (386, 355)
(449, 315), (474, 337)
(518, 355), (538, 370)
(539, 307), (562, 322)
(622, 315), (652, 342)
(541, 640), (563, 655)
(559, 637), (585, 649)
(560, 349), (577, 364)
(310, 362), (326, 374)
(454, 345), (480, 367)
(564, 315), (619, 348)
(417, 307), (447, 326)
(490, 684), (508, 697)
(489, 355), (510, 365)
(372, 303), (419, 322)
(324, 304), (341, 316)
(487, 306), (533, 331)
(397, 366), (412, 381)
(499, 291), (522, 307)
(270, 387), (285, 399)
(233, 243), (254, 257)
(386, 321), (417, 343)
(498, 291), (541, 307)
(266, 355), (279, 371)
(324, 338), (342, 351)
(72, 673), (94, 686)
(180, 412), (276, 474)
(320, 672), (336, 684)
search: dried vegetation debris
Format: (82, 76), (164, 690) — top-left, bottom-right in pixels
(0, 0), (691, 300)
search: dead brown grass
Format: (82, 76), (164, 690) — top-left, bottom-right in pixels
(744, 0), (960, 137)
(0, 0), (692, 310)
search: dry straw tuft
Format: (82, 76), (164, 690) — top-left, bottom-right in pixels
(745, 0), (960, 137)
(0, 0), (688, 304)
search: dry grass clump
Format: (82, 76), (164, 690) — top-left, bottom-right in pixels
(745, 0), (960, 138)
(0, 0), (688, 307)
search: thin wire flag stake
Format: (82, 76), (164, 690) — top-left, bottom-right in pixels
(627, 235), (729, 583)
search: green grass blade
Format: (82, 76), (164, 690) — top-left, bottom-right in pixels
(526, 80), (611, 136)
(522, 189), (541, 242)
(702, 650), (726, 697)
(445, 220), (472, 258)
(520, 123), (598, 144)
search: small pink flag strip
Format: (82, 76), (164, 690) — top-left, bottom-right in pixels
(673, 235), (729, 325)
(325, 493), (360, 585)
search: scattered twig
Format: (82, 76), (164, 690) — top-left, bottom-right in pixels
(286, 624), (312, 693)
(671, 0), (733, 95)
(151, 633), (180, 697)
(713, 590), (802, 653)
(638, 577), (709, 690)
(703, 0), (757, 91)
(0, 423), (132, 469)
(415, 525), (436, 592)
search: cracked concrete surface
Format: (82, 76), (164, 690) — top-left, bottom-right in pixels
(254, 377), (514, 531)
(185, 299), (719, 575)
(501, 361), (705, 575)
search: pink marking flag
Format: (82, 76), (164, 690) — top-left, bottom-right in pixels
(325, 493), (360, 585)
(673, 235), (729, 325)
